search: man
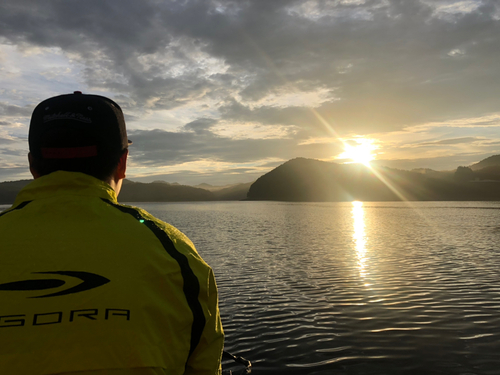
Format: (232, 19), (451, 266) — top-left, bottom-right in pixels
(0, 92), (224, 375)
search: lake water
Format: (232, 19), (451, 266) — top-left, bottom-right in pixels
(135, 201), (500, 375)
(3, 201), (500, 374)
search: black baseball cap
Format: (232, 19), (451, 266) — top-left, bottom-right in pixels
(29, 91), (131, 159)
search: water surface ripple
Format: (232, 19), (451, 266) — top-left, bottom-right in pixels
(137, 201), (500, 374)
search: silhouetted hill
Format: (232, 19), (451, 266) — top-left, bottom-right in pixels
(212, 182), (253, 201)
(119, 180), (252, 202)
(1, 155), (499, 204)
(0, 180), (32, 204)
(470, 155), (500, 171)
(474, 165), (500, 181)
(119, 180), (215, 202)
(456, 155), (500, 181)
(411, 168), (452, 180)
(247, 157), (500, 202)
(194, 183), (217, 190)
(0, 178), (250, 204)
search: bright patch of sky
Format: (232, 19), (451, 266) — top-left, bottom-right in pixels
(0, 126), (28, 178)
(212, 122), (295, 140)
(131, 109), (186, 131)
(239, 87), (336, 109)
(336, 137), (379, 164)
(368, 113), (500, 168)
(286, 0), (390, 21)
(132, 99), (221, 131)
(208, 0), (246, 17)
(137, 38), (228, 80)
(410, 113), (500, 129)
(447, 48), (466, 57)
(298, 137), (339, 146)
(0, 44), (83, 106)
(337, 62), (354, 74)
(422, 0), (483, 20)
(129, 158), (277, 185)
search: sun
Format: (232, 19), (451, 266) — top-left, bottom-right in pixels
(337, 138), (377, 166)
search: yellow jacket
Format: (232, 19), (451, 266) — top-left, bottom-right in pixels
(0, 171), (224, 375)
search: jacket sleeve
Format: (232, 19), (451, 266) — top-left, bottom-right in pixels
(139, 212), (225, 375)
(184, 267), (224, 375)
(161, 223), (224, 375)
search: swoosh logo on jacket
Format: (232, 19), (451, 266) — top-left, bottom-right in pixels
(0, 271), (110, 298)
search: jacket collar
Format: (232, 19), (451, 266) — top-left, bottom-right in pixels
(14, 171), (118, 205)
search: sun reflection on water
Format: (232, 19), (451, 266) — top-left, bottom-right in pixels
(352, 201), (369, 283)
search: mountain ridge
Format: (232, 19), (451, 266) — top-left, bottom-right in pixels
(246, 156), (500, 202)
(1, 154), (499, 204)
(469, 155), (500, 171)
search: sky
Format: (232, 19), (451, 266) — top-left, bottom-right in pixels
(1, 0), (499, 185)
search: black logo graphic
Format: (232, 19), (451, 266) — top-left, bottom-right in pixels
(0, 271), (110, 298)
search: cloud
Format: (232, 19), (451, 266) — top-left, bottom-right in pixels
(372, 151), (495, 171)
(130, 168), (261, 186)
(422, 0), (484, 21)
(127, 124), (342, 168)
(3, 0), (499, 126)
(407, 114), (500, 131)
(126, 118), (344, 186)
(0, 102), (32, 117)
(419, 136), (483, 145)
(0, 0), (499, 182)
(0, 146), (26, 156)
(183, 118), (218, 134)
(0, 168), (31, 182)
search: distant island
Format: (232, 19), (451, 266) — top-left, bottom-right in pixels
(0, 155), (499, 204)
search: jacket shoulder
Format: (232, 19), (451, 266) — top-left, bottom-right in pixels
(104, 201), (202, 260)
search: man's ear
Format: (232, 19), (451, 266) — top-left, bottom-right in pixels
(28, 153), (40, 179)
(115, 149), (128, 180)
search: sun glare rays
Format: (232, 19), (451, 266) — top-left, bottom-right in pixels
(338, 138), (378, 166)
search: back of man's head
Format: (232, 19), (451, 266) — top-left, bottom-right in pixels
(28, 92), (131, 181)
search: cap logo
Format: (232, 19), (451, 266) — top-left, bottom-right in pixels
(43, 112), (92, 124)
